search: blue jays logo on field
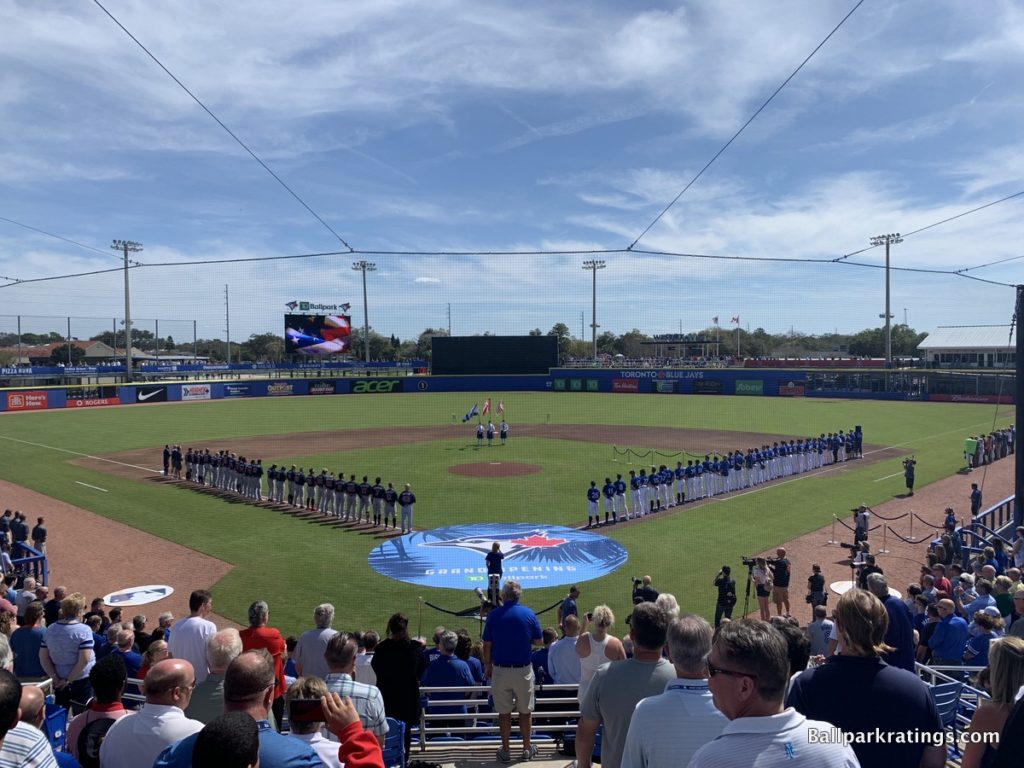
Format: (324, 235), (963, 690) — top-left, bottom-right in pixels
(368, 523), (627, 589)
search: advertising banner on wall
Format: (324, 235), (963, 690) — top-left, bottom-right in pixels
(5, 391), (48, 411)
(66, 386), (120, 408)
(224, 384), (253, 398)
(693, 379), (724, 394)
(653, 380), (676, 393)
(350, 379), (403, 394)
(135, 386), (168, 403)
(309, 381), (336, 395)
(734, 380), (764, 395)
(612, 379), (639, 393)
(266, 383), (294, 397)
(181, 384), (211, 401)
(779, 384), (806, 397)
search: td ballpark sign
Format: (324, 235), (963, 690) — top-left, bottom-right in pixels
(285, 300), (351, 312)
(368, 523), (627, 589)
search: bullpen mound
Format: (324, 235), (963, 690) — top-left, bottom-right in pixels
(449, 461), (542, 477)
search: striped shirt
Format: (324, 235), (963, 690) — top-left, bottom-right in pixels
(40, 621), (94, 680)
(323, 673), (388, 738)
(0, 722), (58, 767)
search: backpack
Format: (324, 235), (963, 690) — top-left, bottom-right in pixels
(77, 715), (118, 768)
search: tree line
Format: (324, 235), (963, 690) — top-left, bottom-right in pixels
(0, 323), (927, 364)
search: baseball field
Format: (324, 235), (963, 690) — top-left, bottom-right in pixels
(0, 391), (1013, 635)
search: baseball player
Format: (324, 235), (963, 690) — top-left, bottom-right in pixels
(398, 483), (416, 533)
(674, 462), (685, 505)
(162, 445), (171, 476)
(383, 482), (398, 529)
(628, 470), (640, 519)
(345, 474), (359, 521)
(602, 477), (616, 525)
(586, 481), (600, 528)
(358, 475), (372, 522)
(614, 474), (627, 519)
(371, 477), (385, 526)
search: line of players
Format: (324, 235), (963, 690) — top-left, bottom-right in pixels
(166, 447), (409, 529)
(585, 427), (863, 528)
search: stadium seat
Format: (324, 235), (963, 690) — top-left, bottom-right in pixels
(382, 717), (406, 768)
(929, 680), (964, 756)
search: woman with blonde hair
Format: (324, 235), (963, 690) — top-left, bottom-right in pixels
(752, 557), (773, 621)
(137, 639), (170, 680)
(575, 605), (625, 702)
(961, 636), (1024, 768)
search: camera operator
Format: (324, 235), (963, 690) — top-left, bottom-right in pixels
(713, 566), (737, 627)
(770, 548), (792, 617)
(631, 576), (659, 604)
(902, 456), (917, 496)
(856, 553), (882, 591)
(853, 504), (871, 543)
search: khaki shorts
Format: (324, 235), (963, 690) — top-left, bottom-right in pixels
(490, 664), (535, 714)
(772, 587), (789, 604)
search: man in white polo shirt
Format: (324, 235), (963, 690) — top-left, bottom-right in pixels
(689, 618), (857, 768)
(167, 590), (217, 684)
(621, 614), (726, 768)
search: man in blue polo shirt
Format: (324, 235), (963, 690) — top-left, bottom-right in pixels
(482, 580), (543, 763)
(928, 598), (969, 666)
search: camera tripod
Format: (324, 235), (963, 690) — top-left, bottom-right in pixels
(742, 562), (755, 617)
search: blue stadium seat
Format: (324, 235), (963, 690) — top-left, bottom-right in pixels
(382, 717), (406, 768)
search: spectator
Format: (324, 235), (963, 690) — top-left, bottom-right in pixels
(99, 659), (204, 768)
(805, 564), (826, 619)
(138, 640), (170, 680)
(751, 558), (772, 621)
(557, 586), (580, 631)
(10, 602), (46, 680)
(65, 655), (130, 765)
(964, 611), (1003, 668)
(932, 564), (952, 594)
(962, 580), (997, 619)
(929, 598), (970, 666)
(576, 602), (675, 768)
(771, 548), (792, 617)
(285, 677), (342, 767)
(620, 614), (726, 768)
(421, 630), (476, 731)
(14, 578), (37, 625)
(323, 632), (388, 746)
(150, 612), (174, 646)
(110, 629), (142, 681)
(691, 619), (858, 767)
(370, 613), (425, 757)
(632, 576), (659, 603)
(856, 554), (882, 590)
(576, 605), (626, 703)
(788, 589), (945, 767)
(962, 636), (1024, 768)
(43, 587), (65, 628)
(29, 518), (46, 555)
(0, 636), (11, 672)
(355, 630), (378, 686)
(994, 576), (1014, 619)
(453, 630), (483, 685)
(866, 572), (916, 671)
(806, 605), (833, 657)
(293, 603), (338, 681)
(39, 592), (95, 713)
(82, 599), (107, 634)
(167, 590), (217, 684)
(185, 628), (242, 725)
(17, 685), (76, 767)
(654, 593), (680, 621)
(531, 628), (557, 685)
(132, 615), (151, 654)
(155, 651), (380, 767)
(239, 601), (287, 728)
(1010, 589), (1024, 639)
(482, 579), (543, 763)
(546, 615), (581, 685)
(0, 670), (58, 767)
(769, 616), (810, 693)
(191, 712), (259, 768)
(284, 636), (298, 680)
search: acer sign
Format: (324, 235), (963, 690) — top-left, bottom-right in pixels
(351, 380), (403, 394)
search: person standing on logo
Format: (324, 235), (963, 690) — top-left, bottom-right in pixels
(398, 484), (416, 534)
(486, 543), (504, 581)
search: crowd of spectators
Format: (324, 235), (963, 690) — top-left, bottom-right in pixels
(965, 427), (1016, 470)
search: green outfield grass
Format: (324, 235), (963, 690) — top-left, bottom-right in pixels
(0, 392), (1012, 636)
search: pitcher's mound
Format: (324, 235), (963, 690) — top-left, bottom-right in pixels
(449, 462), (542, 478)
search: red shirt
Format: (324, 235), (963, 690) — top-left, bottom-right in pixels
(239, 625), (287, 699)
(933, 576), (952, 595)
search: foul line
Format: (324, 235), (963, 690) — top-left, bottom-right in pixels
(874, 472), (902, 482)
(75, 481), (109, 493)
(0, 434), (160, 474)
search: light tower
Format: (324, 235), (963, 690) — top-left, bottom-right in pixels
(869, 233), (902, 367)
(111, 239), (143, 381)
(582, 259), (606, 360)
(352, 260), (377, 363)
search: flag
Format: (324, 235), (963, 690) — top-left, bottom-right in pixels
(461, 404), (479, 422)
(731, 316), (740, 324)
(482, 398), (491, 416)
(497, 400), (505, 414)
(712, 316), (719, 325)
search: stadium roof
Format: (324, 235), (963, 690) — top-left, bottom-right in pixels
(917, 326), (1016, 351)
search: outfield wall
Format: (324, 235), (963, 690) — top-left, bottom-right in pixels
(0, 369), (1015, 412)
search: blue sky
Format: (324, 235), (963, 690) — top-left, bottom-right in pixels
(1, 0), (1022, 343)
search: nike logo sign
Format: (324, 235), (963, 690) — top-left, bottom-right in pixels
(138, 390), (162, 401)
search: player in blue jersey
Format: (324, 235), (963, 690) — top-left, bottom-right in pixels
(674, 462), (685, 505)
(383, 482), (398, 529)
(398, 483), (416, 533)
(602, 478), (616, 525)
(614, 474), (627, 519)
(628, 470), (640, 519)
(359, 476), (372, 522)
(586, 481), (600, 528)
(371, 477), (385, 526)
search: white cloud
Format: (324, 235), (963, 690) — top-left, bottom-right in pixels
(414, 276), (440, 284)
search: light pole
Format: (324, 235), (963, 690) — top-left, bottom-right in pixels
(111, 239), (143, 381)
(869, 233), (902, 367)
(582, 259), (606, 360)
(352, 260), (377, 364)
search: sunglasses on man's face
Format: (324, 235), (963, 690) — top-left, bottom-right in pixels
(705, 657), (758, 680)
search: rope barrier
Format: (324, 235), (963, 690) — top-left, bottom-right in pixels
(422, 597), (563, 619)
(885, 524), (938, 545)
(868, 510), (911, 522)
(834, 517), (858, 532)
(911, 512), (945, 528)
(653, 449), (683, 459)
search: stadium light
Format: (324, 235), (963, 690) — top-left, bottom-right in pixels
(111, 239), (143, 381)
(869, 233), (901, 368)
(582, 260), (606, 360)
(352, 260), (377, 363)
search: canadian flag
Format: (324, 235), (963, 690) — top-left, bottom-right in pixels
(482, 398), (491, 416)
(731, 316), (740, 324)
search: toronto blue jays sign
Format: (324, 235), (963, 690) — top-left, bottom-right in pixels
(368, 524), (628, 589)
